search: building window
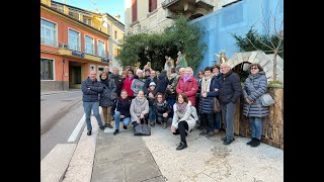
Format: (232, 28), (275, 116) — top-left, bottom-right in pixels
(69, 10), (80, 20)
(68, 29), (81, 51)
(114, 31), (118, 39)
(41, 19), (57, 47)
(149, 0), (157, 12)
(85, 35), (94, 55)
(132, 0), (137, 22)
(83, 16), (92, 26)
(51, 3), (64, 13)
(40, 58), (54, 80)
(97, 40), (106, 58)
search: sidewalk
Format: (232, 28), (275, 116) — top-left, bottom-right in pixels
(41, 89), (80, 96)
(91, 129), (164, 182)
(91, 126), (283, 182)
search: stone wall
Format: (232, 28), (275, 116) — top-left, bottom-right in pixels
(234, 87), (283, 149)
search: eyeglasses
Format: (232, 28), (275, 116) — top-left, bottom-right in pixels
(251, 67), (259, 70)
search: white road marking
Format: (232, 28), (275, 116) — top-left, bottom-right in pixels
(67, 107), (103, 143)
(67, 114), (85, 143)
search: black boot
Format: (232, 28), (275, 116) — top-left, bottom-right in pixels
(99, 125), (105, 130)
(246, 138), (255, 145)
(113, 129), (119, 135)
(250, 138), (261, 147)
(223, 138), (235, 145)
(176, 141), (187, 150)
(123, 125), (127, 130)
(87, 130), (92, 136)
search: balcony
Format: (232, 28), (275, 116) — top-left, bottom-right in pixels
(161, 0), (214, 20)
(57, 44), (102, 62)
(101, 55), (111, 64)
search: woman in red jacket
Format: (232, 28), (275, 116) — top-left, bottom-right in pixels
(176, 67), (198, 107)
(122, 69), (135, 99)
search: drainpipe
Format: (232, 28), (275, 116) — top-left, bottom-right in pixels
(62, 59), (65, 91)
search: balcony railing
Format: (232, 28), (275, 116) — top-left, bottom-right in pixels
(58, 44), (102, 62)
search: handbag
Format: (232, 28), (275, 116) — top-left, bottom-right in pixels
(134, 124), (143, 136)
(260, 93), (275, 106)
(213, 97), (221, 113)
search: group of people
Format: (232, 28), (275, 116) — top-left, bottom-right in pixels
(81, 58), (270, 150)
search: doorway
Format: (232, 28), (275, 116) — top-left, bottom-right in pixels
(69, 61), (82, 89)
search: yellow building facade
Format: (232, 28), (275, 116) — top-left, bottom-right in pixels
(44, 0), (124, 69)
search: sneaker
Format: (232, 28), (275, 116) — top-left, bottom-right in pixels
(199, 130), (208, 135)
(176, 142), (187, 150)
(206, 131), (216, 137)
(113, 129), (119, 135)
(250, 139), (261, 147)
(99, 126), (105, 130)
(213, 129), (220, 134)
(221, 136), (227, 141)
(87, 130), (92, 136)
(123, 125), (127, 130)
(105, 123), (113, 128)
(223, 138), (235, 145)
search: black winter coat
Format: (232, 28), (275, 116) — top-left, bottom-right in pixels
(99, 78), (117, 107)
(81, 77), (103, 102)
(111, 98), (132, 117)
(219, 70), (242, 104)
(109, 74), (124, 96)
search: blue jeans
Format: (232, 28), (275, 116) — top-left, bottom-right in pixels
(221, 102), (236, 141)
(114, 111), (130, 130)
(149, 105), (156, 123)
(83, 102), (104, 131)
(167, 97), (176, 118)
(214, 111), (222, 129)
(249, 117), (263, 140)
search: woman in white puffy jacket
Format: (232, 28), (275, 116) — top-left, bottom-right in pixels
(171, 93), (198, 150)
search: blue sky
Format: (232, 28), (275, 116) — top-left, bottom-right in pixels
(55, 0), (125, 24)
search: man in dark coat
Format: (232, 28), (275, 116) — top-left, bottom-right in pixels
(110, 67), (124, 96)
(219, 63), (242, 145)
(81, 70), (106, 136)
(143, 70), (158, 95)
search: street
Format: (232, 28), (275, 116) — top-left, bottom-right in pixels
(41, 90), (84, 160)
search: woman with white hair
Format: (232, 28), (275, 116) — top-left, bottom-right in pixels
(176, 67), (199, 107)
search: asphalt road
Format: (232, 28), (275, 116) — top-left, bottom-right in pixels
(41, 91), (85, 159)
